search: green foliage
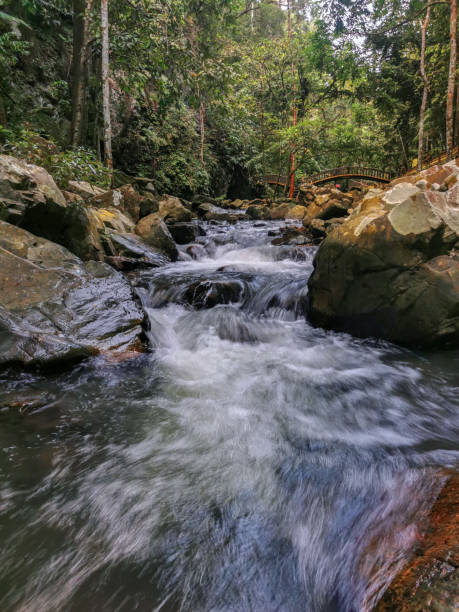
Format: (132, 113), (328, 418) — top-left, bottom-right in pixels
(0, 126), (57, 165)
(0, 127), (111, 188)
(49, 148), (112, 189)
(0, 28), (29, 98)
(0, 0), (454, 196)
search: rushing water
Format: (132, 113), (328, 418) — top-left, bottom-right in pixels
(0, 219), (458, 612)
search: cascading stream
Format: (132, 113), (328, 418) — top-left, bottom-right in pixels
(0, 219), (457, 612)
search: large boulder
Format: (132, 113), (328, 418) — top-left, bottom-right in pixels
(0, 221), (145, 368)
(308, 159), (459, 348)
(0, 156), (108, 262)
(158, 195), (193, 223)
(0, 154), (67, 233)
(135, 213), (179, 261)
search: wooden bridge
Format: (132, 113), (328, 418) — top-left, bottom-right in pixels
(259, 147), (459, 192)
(259, 166), (392, 190)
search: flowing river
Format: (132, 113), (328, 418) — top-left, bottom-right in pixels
(0, 219), (458, 611)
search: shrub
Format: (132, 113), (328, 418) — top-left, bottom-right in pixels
(0, 127), (111, 189)
(49, 148), (111, 190)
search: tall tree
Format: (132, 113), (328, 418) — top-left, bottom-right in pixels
(100, 0), (112, 171)
(71, 0), (94, 147)
(288, 0), (297, 198)
(446, 0), (457, 157)
(418, 0), (432, 171)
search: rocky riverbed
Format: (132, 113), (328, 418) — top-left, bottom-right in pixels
(0, 154), (458, 610)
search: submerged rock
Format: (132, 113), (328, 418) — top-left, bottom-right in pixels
(308, 159), (459, 347)
(183, 280), (246, 309)
(0, 221), (145, 368)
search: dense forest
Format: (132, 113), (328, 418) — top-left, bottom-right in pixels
(0, 0), (457, 198)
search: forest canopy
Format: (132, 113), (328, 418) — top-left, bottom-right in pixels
(0, 0), (457, 197)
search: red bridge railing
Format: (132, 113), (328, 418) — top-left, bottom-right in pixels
(257, 148), (458, 190)
(257, 166), (391, 188)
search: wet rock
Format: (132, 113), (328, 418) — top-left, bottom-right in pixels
(107, 233), (169, 269)
(158, 195), (193, 223)
(0, 221), (145, 368)
(135, 213), (179, 261)
(199, 203), (242, 223)
(197, 202), (218, 216)
(168, 222), (200, 244)
(183, 280), (246, 309)
(377, 473), (459, 611)
(308, 159), (459, 348)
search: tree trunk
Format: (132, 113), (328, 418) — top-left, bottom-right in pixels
(446, 0), (457, 158)
(455, 82), (459, 147)
(397, 126), (409, 171)
(260, 77), (265, 174)
(199, 102), (205, 165)
(71, 0), (93, 147)
(418, 0), (432, 171)
(101, 0), (113, 172)
(287, 0), (296, 199)
(0, 96), (6, 125)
